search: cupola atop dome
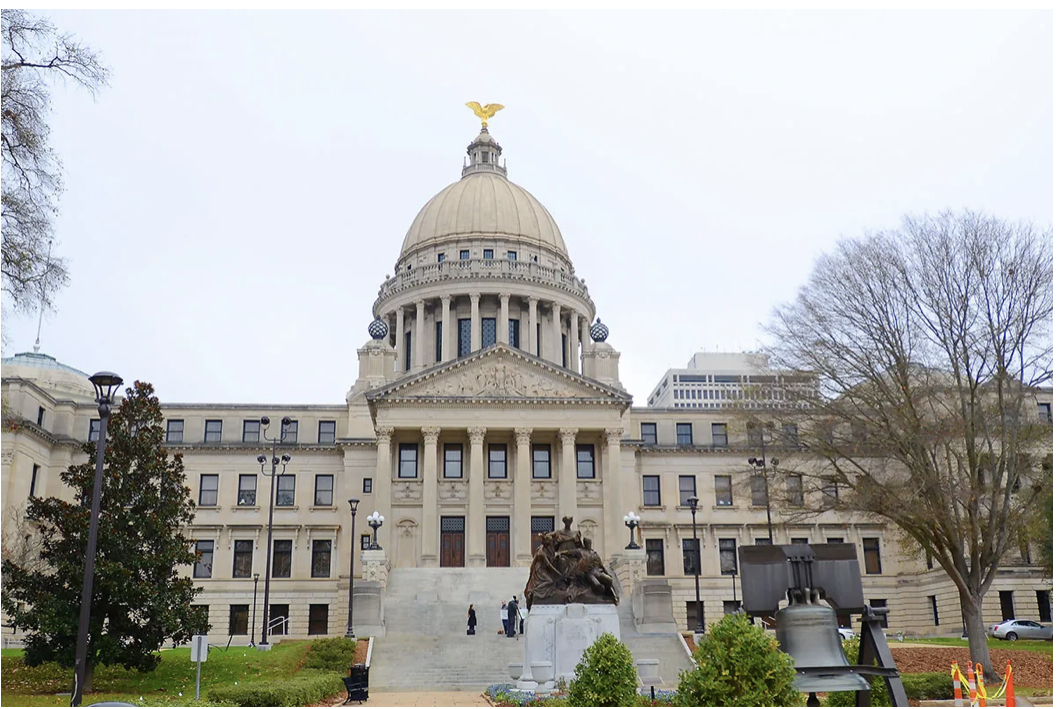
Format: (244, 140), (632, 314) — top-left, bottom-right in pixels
(462, 126), (506, 178)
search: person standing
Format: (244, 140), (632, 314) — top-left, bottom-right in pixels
(507, 597), (518, 638)
(501, 602), (509, 636)
(467, 604), (477, 635)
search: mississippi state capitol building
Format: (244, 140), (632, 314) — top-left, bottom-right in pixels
(1, 121), (1052, 645)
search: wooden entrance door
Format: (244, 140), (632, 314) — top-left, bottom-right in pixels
(486, 516), (510, 567)
(440, 516), (465, 568)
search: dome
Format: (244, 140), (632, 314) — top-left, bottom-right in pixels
(1, 351), (96, 401)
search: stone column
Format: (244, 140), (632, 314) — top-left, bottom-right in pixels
(571, 313), (580, 372)
(395, 308), (405, 373)
(580, 316), (591, 374)
(440, 295), (451, 362)
(421, 427), (440, 566)
(415, 299), (426, 370)
(604, 427), (625, 559)
(375, 427), (394, 551)
(470, 292), (481, 353)
(468, 427), (487, 567)
(559, 428), (579, 524)
(551, 302), (562, 365)
(514, 428), (533, 566)
(499, 293), (510, 346)
(528, 297), (538, 356)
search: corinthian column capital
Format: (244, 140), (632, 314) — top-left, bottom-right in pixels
(468, 427), (487, 445)
(514, 428), (533, 446)
(375, 426), (394, 444)
(421, 426), (441, 445)
(559, 428), (579, 446)
(606, 427), (625, 444)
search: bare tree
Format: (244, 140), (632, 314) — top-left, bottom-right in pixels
(1, 9), (107, 314)
(764, 211), (1052, 681)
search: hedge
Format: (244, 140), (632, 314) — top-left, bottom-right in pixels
(206, 670), (344, 707)
(303, 636), (358, 672)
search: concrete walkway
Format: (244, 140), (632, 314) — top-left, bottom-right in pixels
(335, 691), (490, 706)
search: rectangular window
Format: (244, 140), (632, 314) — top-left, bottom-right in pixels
(311, 540), (331, 578)
(269, 604), (289, 635)
(686, 601), (704, 631)
(929, 596), (940, 626)
(562, 333), (568, 368)
(229, 604), (249, 635)
(482, 318), (497, 348)
(869, 599), (888, 628)
(642, 475), (661, 506)
(646, 539), (665, 575)
(232, 540), (253, 578)
(276, 475), (295, 507)
(532, 444), (551, 479)
(199, 475), (219, 506)
(640, 423), (657, 445)
(755, 537), (771, 545)
(827, 537), (844, 544)
(309, 604), (329, 635)
(509, 319), (520, 349)
(711, 423), (728, 447)
(751, 475), (767, 506)
(238, 475), (257, 506)
(682, 539), (701, 575)
(786, 475), (804, 506)
(823, 477), (839, 506)
(1039, 402), (1052, 423)
(537, 324), (541, 357)
(723, 600), (742, 615)
(361, 534), (372, 550)
(194, 540), (214, 578)
(242, 419), (260, 443)
(488, 444), (508, 479)
(790, 537), (809, 544)
(29, 464), (40, 498)
(576, 444), (595, 479)
(314, 475), (334, 506)
(507, 250), (517, 260)
(444, 444), (463, 479)
(459, 249), (470, 260)
(781, 423), (799, 448)
(437, 252), (446, 262)
(863, 537), (882, 574)
(204, 420), (222, 442)
(676, 423), (693, 446)
(719, 538), (737, 575)
(926, 547), (934, 569)
(272, 540), (292, 578)
(458, 319), (472, 357)
(89, 419), (101, 442)
(398, 443), (418, 478)
(436, 320), (443, 362)
(483, 248), (494, 259)
(36, 406), (45, 426)
(1036, 590), (1051, 622)
(713, 475), (731, 507)
(999, 591), (1015, 621)
(318, 421), (336, 444)
(404, 331), (412, 371)
(166, 419), (184, 443)
(282, 419), (298, 444)
(363, 478), (372, 493)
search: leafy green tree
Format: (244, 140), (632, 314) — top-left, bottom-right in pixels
(677, 612), (802, 707)
(1, 381), (206, 693)
(568, 632), (639, 707)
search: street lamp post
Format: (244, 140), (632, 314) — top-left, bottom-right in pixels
(71, 371), (123, 707)
(256, 416), (292, 649)
(687, 495), (704, 634)
(623, 511), (641, 550)
(251, 573), (260, 644)
(346, 498), (360, 639)
(748, 455), (780, 543)
(367, 511), (384, 550)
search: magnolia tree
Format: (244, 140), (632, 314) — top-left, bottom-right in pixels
(763, 211), (1052, 680)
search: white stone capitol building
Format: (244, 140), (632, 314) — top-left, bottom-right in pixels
(1, 121), (1051, 645)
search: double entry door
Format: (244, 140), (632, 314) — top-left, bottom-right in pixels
(486, 516), (510, 567)
(441, 516), (465, 567)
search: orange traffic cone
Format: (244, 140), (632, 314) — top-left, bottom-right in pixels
(967, 661), (978, 706)
(952, 662), (964, 707)
(1005, 660), (1016, 707)
(976, 664), (987, 707)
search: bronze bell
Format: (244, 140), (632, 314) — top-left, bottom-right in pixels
(775, 600), (871, 693)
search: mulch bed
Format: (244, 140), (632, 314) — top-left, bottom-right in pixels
(890, 647), (1052, 688)
(353, 638), (369, 666)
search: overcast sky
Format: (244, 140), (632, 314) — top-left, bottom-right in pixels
(1, 10), (1052, 406)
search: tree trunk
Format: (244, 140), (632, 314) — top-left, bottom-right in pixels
(961, 592), (998, 682)
(83, 660), (95, 695)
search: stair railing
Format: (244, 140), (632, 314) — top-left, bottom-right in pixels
(266, 615), (289, 637)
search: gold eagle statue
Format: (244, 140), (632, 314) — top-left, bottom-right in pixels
(466, 101), (504, 128)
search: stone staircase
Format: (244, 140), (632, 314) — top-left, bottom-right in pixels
(616, 595), (694, 687)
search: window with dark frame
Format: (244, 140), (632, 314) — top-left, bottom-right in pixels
(1037, 590), (1051, 622)
(719, 538), (737, 575)
(269, 604), (289, 635)
(276, 475), (295, 507)
(488, 444), (508, 479)
(308, 604), (329, 635)
(576, 444), (595, 479)
(929, 596), (940, 626)
(532, 444), (552, 479)
(713, 475), (731, 506)
(229, 604), (249, 635)
(204, 420), (222, 442)
(194, 540), (214, 578)
(398, 443), (418, 478)
(311, 540), (331, 578)
(238, 475), (257, 506)
(436, 321), (443, 362)
(36, 406), (45, 426)
(89, 419), (101, 442)
(751, 475), (767, 506)
(827, 537), (844, 544)
(483, 248), (494, 259)
(507, 250), (517, 260)
(790, 537), (809, 544)
(642, 475), (661, 506)
(781, 423), (799, 448)
(282, 420), (298, 444)
(242, 420), (260, 443)
(363, 478), (372, 494)
(824, 477), (839, 506)
(641, 422), (657, 445)
(863, 537), (882, 574)
(458, 319), (472, 357)
(199, 475), (219, 506)
(786, 475), (804, 506)
(482, 318), (497, 348)
(404, 331), (412, 371)
(460, 249), (470, 260)
(686, 601), (704, 631)
(232, 540), (253, 578)
(272, 540), (293, 578)
(361, 534), (372, 550)
(314, 475), (334, 506)
(509, 319), (520, 349)
(318, 421), (336, 444)
(1039, 402), (1052, 423)
(755, 537), (771, 545)
(676, 423), (693, 446)
(444, 444), (463, 479)
(711, 423), (728, 447)
(562, 333), (568, 368)
(679, 475), (698, 506)
(646, 539), (665, 575)
(29, 464), (39, 498)
(166, 419), (184, 443)
(682, 538), (701, 575)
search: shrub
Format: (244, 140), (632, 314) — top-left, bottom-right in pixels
(303, 636), (357, 672)
(826, 638), (888, 707)
(901, 672), (953, 700)
(206, 671), (343, 707)
(676, 612), (802, 707)
(568, 633), (639, 707)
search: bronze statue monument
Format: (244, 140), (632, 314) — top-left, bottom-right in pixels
(523, 516), (619, 609)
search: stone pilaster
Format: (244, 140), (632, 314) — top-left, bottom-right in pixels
(559, 428), (579, 523)
(470, 292), (481, 352)
(571, 313), (580, 372)
(580, 316), (591, 374)
(468, 427), (487, 566)
(528, 297), (538, 356)
(514, 427), (533, 566)
(415, 299), (426, 370)
(440, 295), (451, 361)
(499, 293), (510, 346)
(395, 309), (405, 373)
(551, 302), (562, 365)
(421, 427), (440, 566)
(374, 426), (394, 550)
(604, 427), (625, 560)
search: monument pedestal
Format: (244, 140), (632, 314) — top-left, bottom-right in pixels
(517, 603), (621, 692)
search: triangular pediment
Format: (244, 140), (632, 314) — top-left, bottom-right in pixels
(366, 344), (631, 407)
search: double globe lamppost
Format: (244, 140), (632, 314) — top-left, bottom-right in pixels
(367, 511), (385, 550)
(255, 416), (292, 648)
(623, 511), (641, 550)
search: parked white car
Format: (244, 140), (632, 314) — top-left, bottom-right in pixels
(837, 627), (857, 641)
(991, 619), (1052, 641)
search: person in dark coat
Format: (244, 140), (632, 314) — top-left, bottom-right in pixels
(467, 604), (477, 635)
(507, 597), (518, 638)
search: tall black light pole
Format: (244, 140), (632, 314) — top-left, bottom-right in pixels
(256, 415), (292, 648)
(71, 372), (123, 707)
(748, 455), (780, 543)
(251, 573), (260, 643)
(346, 498), (360, 638)
(687, 495), (704, 634)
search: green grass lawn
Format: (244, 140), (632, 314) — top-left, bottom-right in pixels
(894, 636), (1053, 656)
(0, 640), (312, 707)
